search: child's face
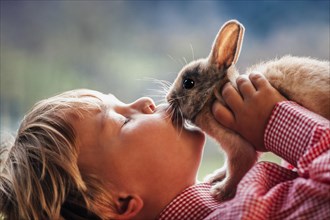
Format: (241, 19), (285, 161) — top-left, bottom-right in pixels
(73, 90), (205, 198)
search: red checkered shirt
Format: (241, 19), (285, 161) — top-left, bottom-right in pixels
(158, 101), (330, 220)
(158, 182), (220, 220)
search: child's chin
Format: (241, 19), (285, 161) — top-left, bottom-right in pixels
(185, 121), (205, 136)
(186, 125), (206, 148)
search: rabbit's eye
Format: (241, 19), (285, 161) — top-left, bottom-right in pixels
(183, 78), (195, 89)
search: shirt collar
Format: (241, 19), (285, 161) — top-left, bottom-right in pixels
(157, 183), (221, 220)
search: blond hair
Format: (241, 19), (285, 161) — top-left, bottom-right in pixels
(1, 90), (117, 219)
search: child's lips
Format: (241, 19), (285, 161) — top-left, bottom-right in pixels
(154, 103), (169, 116)
(156, 103), (204, 138)
(155, 103), (183, 126)
(155, 103), (168, 111)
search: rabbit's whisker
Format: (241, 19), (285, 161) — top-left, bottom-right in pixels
(190, 43), (195, 61)
(183, 57), (188, 65)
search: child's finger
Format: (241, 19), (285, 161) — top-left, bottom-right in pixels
(236, 76), (256, 99)
(249, 72), (270, 90)
(221, 83), (243, 112)
(212, 100), (236, 129)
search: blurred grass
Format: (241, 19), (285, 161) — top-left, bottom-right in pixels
(259, 152), (282, 164)
(198, 154), (223, 181)
(197, 141), (282, 182)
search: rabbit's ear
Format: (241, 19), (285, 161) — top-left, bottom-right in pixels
(209, 20), (245, 69)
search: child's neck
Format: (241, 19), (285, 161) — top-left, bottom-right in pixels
(135, 179), (197, 219)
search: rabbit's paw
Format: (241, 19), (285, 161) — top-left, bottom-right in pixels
(204, 168), (226, 184)
(210, 180), (236, 201)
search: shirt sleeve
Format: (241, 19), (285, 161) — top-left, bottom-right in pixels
(205, 101), (330, 220)
(264, 101), (330, 179)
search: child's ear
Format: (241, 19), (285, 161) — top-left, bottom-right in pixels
(209, 20), (245, 69)
(113, 194), (144, 219)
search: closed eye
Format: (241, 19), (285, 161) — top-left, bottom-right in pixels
(122, 117), (130, 126)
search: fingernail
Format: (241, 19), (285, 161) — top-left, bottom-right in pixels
(221, 82), (232, 95)
(236, 75), (245, 82)
(212, 100), (221, 111)
(224, 82), (231, 88)
(249, 71), (264, 80)
(250, 71), (262, 77)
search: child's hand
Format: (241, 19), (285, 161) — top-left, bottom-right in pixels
(212, 73), (287, 151)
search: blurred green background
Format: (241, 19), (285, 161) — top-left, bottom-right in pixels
(1, 0), (329, 181)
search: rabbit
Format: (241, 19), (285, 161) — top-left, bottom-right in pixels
(165, 19), (330, 201)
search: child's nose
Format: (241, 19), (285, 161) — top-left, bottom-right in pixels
(129, 97), (155, 114)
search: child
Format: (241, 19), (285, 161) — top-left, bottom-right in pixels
(1, 89), (205, 219)
(1, 74), (329, 219)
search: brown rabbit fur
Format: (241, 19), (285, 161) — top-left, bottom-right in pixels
(166, 20), (330, 201)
